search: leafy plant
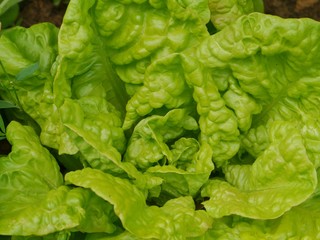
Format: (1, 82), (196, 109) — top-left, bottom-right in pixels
(0, 0), (320, 239)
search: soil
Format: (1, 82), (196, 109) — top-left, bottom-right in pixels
(0, 139), (11, 155)
(19, 0), (68, 27)
(18, 0), (320, 28)
(263, 0), (320, 20)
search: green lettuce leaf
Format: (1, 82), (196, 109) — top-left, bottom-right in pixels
(56, 0), (209, 132)
(201, 121), (317, 219)
(93, 0), (210, 86)
(53, 0), (128, 112)
(147, 142), (214, 201)
(123, 54), (196, 129)
(59, 96), (163, 191)
(2, 1), (320, 239)
(124, 108), (199, 169)
(0, 121), (117, 236)
(92, 0), (210, 129)
(211, 14), (320, 127)
(0, 0), (20, 29)
(190, 193), (320, 240)
(60, 97), (126, 173)
(65, 168), (213, 239)
(181, 12), (320, 165)
(0, 22), (79, 154)
(124, 109), (214, 200)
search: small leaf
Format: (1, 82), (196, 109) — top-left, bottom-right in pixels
(0, 114), (5, 134)
(16, 62), (39, 81)
(0, 100), (17, 109)
(0, 0), (22, 16)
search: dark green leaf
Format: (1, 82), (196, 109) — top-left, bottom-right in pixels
(0, 114), (5, 136)
(0, 100), (17, 109)
(0, 0), (22, 16)
(16, 62), (39, 81)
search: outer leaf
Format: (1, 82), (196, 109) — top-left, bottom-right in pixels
(190, 194), (320, 240)
(201, 121), (317, 219)
(0, 23), (77, 154)
(0, 121), (117, 235)
(65, 168), (213, 239)
(0, 23), (58, 76)
(60, 96), (126, 172)
(1, 121), (63, 190)
(60, 96), (162, 190)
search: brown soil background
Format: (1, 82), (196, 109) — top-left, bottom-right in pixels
(19, 0), (320, 28)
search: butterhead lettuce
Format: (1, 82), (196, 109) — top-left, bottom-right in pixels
(0, 0), (320, 239)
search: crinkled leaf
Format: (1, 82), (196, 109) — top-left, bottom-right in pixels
(54, 0), (128, 112)
(0, 121), (118, 235)
(65, 168), (213, 239)
(11, 231), (86, 240)
(1, 121), (63, 190)
(183, 12), (320, 166)
(0, 185), (116, 236)
(0, 23), (77, 154)
(123, 54), (196, 129)
(147, 142), (214, 200)
(201, 121), (317, 219)
(183, 56), (242, 166)
(60, 96), (126, 165)
(191, 193), (320, 240)
(0, 23), (58, 76)
(93, 0), (209, 85)
(85, 0), (210, 129)
(124, 108), (199, 169)
(60, 96), (162, 190)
